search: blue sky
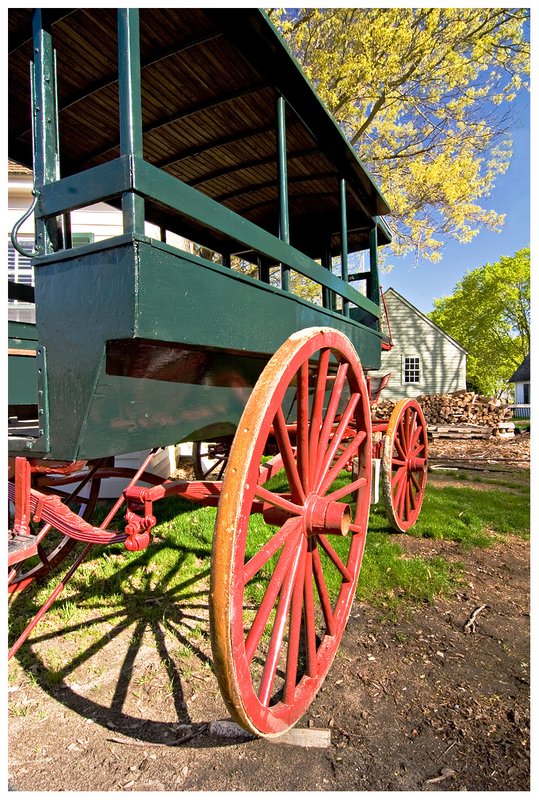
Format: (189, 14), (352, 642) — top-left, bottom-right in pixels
(382, 89), (531, 314)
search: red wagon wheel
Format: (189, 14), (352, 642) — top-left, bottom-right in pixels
(8, 465), (102, 594)
(193, 439), (232, 481)
(382, 398), (428, 532)
(210, 328), (372, 737)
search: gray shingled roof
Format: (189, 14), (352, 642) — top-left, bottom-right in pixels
(508, 354), (530, 383)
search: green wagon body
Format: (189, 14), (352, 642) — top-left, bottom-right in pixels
(31, 235), (384, 461)
(8, 10), (432, 736)
(8, 8), (389, 462)
(8, 322), (39, 409)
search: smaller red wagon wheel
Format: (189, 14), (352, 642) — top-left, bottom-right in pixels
(8, 466), (102, 594)
(192, 439), (232, 481)
(382, 398), (428, 532)
(210, 327), (372, 737)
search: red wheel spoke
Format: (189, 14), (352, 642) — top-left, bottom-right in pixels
(243, 518), (301, 585)
(408, 481), (417, 511)
(400, 411), (410, 452)
(391, 458), (406, 467)
(312, 546), (336, 636)
(273, 408), (305, 502)
(394, 430), (407, 461)
(296, 362), (311, 493)
(254, 484), (303, 517)
(405, 408), (413, 451)
(284, 538), (308, 704)
(391, 465), (406, 489)
(325, 475), (367, 502)
(411, 440), (426, 458)
(411, 472), (422, 493)
(258, 533), (305, 706)
(317, 429), (366, 497)
(397, 476), (407, 520)
(308, 348), (331, 486)
(315, 362), (349, 476)
(404, 480), (411, 521)
(316, 534), (353, 582)
(244, 528), (303, 665)
(408, 419), (421, 454)
(303, 544), (318, 677)
(393, 469), (407, 512)
(314, 392), (360, 491)
(349, 522), (367, 536)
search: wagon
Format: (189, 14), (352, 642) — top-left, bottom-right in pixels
(8, 9), (428, 737)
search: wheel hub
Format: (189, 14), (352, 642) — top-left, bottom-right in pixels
(303, 493), (351, 537)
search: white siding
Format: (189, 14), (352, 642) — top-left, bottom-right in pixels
(9, 173), (177, 255)
(514, 382), (530, 405)
(375, 289), (467, 400)
(8, 173), (125, 243)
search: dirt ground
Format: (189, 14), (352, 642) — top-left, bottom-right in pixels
(8, 434), (531, 792)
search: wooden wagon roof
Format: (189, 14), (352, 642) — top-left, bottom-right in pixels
(8, 8), (391, 257)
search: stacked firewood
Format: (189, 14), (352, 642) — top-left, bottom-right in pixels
(372, 391), (513, 435)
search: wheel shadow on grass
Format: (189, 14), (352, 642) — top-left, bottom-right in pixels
(8, 511), (246, 747)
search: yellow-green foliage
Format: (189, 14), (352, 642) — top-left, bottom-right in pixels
(269, 8), (529, 264)
(429, 248), (530, 395)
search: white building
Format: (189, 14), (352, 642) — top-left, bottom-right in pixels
(374, 287), (467, 400)
(508, 355), (530, 419)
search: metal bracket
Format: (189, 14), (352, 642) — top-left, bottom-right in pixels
(10, 190), (43, 258)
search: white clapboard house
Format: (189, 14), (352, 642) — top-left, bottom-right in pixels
(508, 355), (530, 419)
(373, 287), (467, 400)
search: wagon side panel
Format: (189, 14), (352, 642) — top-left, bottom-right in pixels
(31, 242), (137, 460)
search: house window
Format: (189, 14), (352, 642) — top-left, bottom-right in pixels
(523, 383), (530, 405)
(403, 356), (420, 384)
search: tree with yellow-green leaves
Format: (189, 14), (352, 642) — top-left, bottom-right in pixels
(269, 8), (529, 265)
(428, 248), (530, 397)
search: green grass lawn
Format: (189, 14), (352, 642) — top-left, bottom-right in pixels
(8, 468), (529, 679)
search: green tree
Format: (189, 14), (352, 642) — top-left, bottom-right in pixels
(269, 8), (530, 265)
(428, 248), (530, 396)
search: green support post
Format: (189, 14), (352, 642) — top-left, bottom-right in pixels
(321, 248), (335, 310)
(340, 179), (350, 317)
(63, 212), (72, 249)
(117, 9), (145, 234)
(369, 224), (380, 307)
(259, 257), (270, 284)
(277, 95), (290, 292)
(32, 10), (61, 254)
